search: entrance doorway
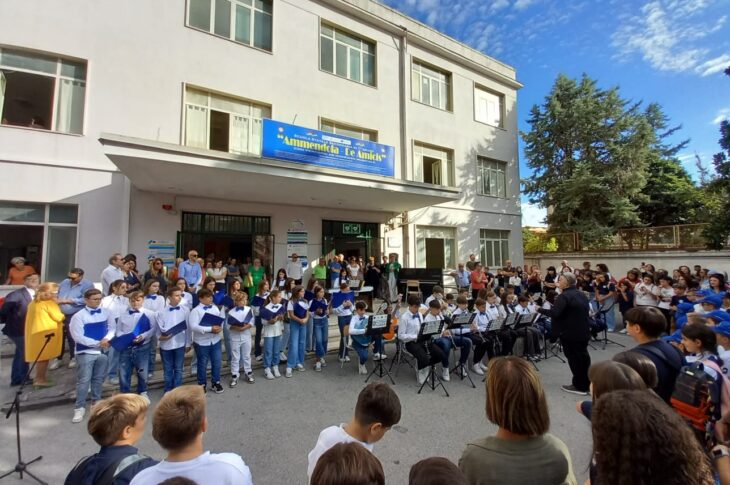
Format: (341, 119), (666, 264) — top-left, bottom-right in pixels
(425, 238), (445, 268)
(322, 220), (381, 261)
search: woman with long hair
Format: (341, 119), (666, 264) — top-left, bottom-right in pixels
(592, 390), (714, 485)
(24, 282), (64, 387)
(143, 257), (168, 294)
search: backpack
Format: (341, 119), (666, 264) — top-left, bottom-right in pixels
(65, 453), (147, 485)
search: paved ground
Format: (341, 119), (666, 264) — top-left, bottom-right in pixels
(0, 334), (632, 484)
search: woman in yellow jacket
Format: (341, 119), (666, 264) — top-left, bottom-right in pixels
(24, 282), (64, 387)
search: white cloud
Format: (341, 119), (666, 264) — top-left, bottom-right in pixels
(522, 203), (547, 227)
(611, 0), (729, 74)
(513, 0), (536, 10)
(713, 108), (730, 124)
(696, 54), (730, 76)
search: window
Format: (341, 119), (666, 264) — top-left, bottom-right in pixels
(474, 86), (503, 127)
(320, 119), (377, 141)
(0, 202), (78, 282)
(480, 229), (509, 268)
(477, 157), (507, 198)
(414, 142), (454, 187)
(320, 24), (375, 86)
(188, 0), (273, 51)
(0, 48), (86, 134)
(411, 61), (451, 111)
(184, 86), (271, 156)
(416, 226), (456, 269)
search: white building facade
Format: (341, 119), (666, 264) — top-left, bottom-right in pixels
(0, 0), (523, 282)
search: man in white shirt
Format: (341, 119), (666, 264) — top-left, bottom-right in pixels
(130, 385), (252, 485)
(286, 253), (303, 285)
(100, 253), (125, 295)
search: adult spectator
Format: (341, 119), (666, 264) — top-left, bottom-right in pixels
(178, 250), (203, 292)
(122, 257), (141, 292)
(248, 258), (267, 293)
(581, 261), (591, 274)
(25, 282), (65, 387)
(329, 256), (343, 289)
(286, 253), (303, 285)
(101, 253), (125, 295)
(225, 258), (241, 285)
(559, 260), (574, 274)
(470, 263), (488, 301)
(543, 266), (558, 291)
(58, 268), (94, 369)
(451, 263), (471, 292)
(592, 390), (714, 485)
(459, 356), (576, 485)
(538, 273), (591, 395)
(497, 260), (516, 288)
(364, 257), (381, 295)
(526, 267), (543, 296)
(465, 254), (478, 271)
(385, 254), (401, 303)
(311, 442), (385, 485)
(143, 258), (168, 294)
(593, 272), (617, 332)
(129, 385), (252, 484)
(313, 257), (328, 287)
(624, 306), (683, 403)
(206, 259), (227, 292)
(0, 274), (39, 385)
(4, 257), (36, 285)
(618, 268), (641, 290)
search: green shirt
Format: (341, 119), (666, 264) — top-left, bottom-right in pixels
(249, 266), (266, 290)
(313, 264), (327, 280)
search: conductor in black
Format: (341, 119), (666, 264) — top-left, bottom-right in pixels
(538, 272), (591, 395)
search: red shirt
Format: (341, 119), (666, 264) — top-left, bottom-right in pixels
(471, 271), (487, 290)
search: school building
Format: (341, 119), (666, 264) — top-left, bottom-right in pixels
(0, 0), (523, 283)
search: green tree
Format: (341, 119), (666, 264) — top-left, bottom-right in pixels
(522, 228), (558, 253)
(522, 74), (654, 246)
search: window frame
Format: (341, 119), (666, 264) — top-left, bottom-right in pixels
(415, 225), (457, 269)
(473, 84), (504, 128)
(479, 229), (510, 269)
(318, 22), (377, 88)
(319, 117), (378, 142)
(413, 141), (455, 187)
(185, 0), (274, 53)
(476, 156), (508, 198)
(410, 59), (452, 112)
(183, 84), (271, 156)
(0, 46), (87, 135)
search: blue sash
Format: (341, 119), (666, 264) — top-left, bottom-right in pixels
(76, 320), (108, 351)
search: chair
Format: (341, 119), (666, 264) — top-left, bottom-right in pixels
(406, 280), (422, 301)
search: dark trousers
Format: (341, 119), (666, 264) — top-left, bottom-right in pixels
(254, 316), (263, 357)
(562, 338), (591, 392)
(405, 340), (445, 370)
(61, 314), (77, 359)
(9, 335), (29, 386)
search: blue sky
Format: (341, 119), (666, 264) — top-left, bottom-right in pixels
(381, 0), (730, 226)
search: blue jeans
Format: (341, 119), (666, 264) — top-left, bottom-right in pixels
(254, 316), (263, 357)
(75, 352), (108, 409)
(161, 346), (185, 392)
(338, 315), (351, 358)
(107, 346), (120, 380)
(306, 315), (314, 351)
(288, 322), (307, 368)
(353, 336), (383, 365)
(147, 335), (158, 375)
(282, 321), (290, 353)
(263, 335), (282, 368)
(313, 317), (329, 358)
(222, 323), (232, 365)
(450, 335), (473, 365)
(433, 337), (451, 367)
(595, 298), (616, 331)
(194, 341), (222, 385)
(9, 336), (29, 386)
(119, 342), (151, 394)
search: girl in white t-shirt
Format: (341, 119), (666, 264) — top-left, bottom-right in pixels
(633, 275), (660, 307)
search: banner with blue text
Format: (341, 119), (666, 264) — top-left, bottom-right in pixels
(262, 119), (395, 177)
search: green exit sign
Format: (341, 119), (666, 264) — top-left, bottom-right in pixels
(343, 223), (362, 235)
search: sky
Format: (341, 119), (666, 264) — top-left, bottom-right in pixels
(380, 0), (730, 227)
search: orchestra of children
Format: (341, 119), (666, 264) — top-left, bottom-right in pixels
(68, 279), (550, 423)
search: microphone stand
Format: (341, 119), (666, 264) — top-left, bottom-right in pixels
(0, 333), (54, 484)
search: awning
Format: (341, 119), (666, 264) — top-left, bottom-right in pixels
(99, 134), (459, 213)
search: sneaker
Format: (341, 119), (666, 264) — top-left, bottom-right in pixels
(620, 328), (628, 334)
(230, 375), (239, 387)
(147, 372), (154, 380)
(373, 353), (381, 361)
(479, 362), (488, 371)
(561, 384), (589, 396)
(379, 353), (387, 360)
(273, 366), (281, 378)
(140, 392), (151, 404)
(442, 367), (450, 382)
(459, 366), (468, 378)
(212, 382), (224, 394)
(279, 352), (288, 363)
(314, 361), (322, 372)
(189, 368), (197, 377)
(296, 364), (306, 372)
(255, 355), (263, 362)
(345, 356), (350, 363)
(108, 377), (119, 386)
(472, 364), (485, 376)
(48, 359), (60, 371)
(67, 358), (77, 369)
(359, 363), (368, 375)
(321, 357), (327, 367)
(417, 367), (429, 385)
(264, 368), (274, 380)
(201, 384), (207, 394)
(285, 368), (293, 378)
(245, 372), (255, 384)
(72, 407), (85, 423)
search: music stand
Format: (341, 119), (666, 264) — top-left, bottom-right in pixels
(417, 319), (449, 397)
(447, 313), (476, 388)
(594, 304), (625, 350)
(365, 314), (395, 385)
(513, 313), (540, 371)
(0, 333), (53, 484)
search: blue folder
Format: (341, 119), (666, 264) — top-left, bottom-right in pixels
(292, 300), (309, 319)
(332, 292), (355, 308)
(200, 312), (224, 327)
(160, 320), (187, 337)
(260, 304), (285, 321)
(83, 321), (108, 341)
(251, 295), (266, 307)
(228, 309), (253, 327)
(110, 333), (136, 351)
(213, 290), (227, 306)
(304, 290), (315, 301)
(310, 299), (328, 316)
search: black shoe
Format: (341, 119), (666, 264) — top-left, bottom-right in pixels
(561, 384), (588, 396)
(212, 382), (224, 394)
(201, 384), (207, 394)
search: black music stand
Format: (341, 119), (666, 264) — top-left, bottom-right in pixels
(365, 314), (395, 385)
(417, 319), (449, 397)
(448, 313), (476, 388)
(513, 313), (540, 371)
(593, 303), (625, 350)
(0, 333), (53, 484)
(538, 315), (566, 363)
